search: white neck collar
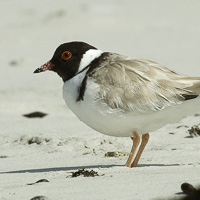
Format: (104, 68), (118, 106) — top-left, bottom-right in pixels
(78, 49), (103, 73)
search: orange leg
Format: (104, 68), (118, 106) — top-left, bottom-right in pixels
(125, 131), (140, 167)
(131, 133), (150, 167)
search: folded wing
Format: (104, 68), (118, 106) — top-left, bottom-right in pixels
(91, 53), (200, 113)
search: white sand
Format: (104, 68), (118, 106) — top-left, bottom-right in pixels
(1, 1), (200, 199)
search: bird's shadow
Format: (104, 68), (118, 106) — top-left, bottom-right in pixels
(0, 163), (180, 174)
(1, 164), (118, 174)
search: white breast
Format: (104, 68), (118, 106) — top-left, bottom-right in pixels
(63, 72), (136, 136)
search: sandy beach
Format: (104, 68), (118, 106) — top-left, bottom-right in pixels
(1, 1), (200, 199)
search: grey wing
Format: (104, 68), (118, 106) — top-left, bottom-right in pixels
(91, 54), (200, 113)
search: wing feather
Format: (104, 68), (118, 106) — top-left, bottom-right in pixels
(90, 53), (200, 112)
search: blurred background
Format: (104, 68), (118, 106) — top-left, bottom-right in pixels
(1, 0), (200, 114)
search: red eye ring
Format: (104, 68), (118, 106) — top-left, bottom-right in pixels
(61, 51), (72, 60)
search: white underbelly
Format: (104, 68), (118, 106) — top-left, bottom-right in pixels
(63, 78), (200, 137)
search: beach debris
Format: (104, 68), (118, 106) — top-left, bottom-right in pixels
(67, 168), (101, 178)
(30, 196), (48, 200)
(0, 155), (8, 158)
(171, 148), (177, 150)
(27, 179), (49, 185)
(9, 58), (24, 66)
(105, 151), (129, 157)
(176, 125), (189, 129)
(163, 183), (200, 200)
(23, 111), (47, 118)
(181, 182), (200, 200)
(188, 125), (200, 137)
(9, 60), (18, 66)
(18, 135), (51, 145)
(27, 137), (50, 145)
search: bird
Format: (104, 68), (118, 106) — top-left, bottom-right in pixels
(34, 41), (200, 167)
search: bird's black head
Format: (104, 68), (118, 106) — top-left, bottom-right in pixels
(34, 41), (97, 82)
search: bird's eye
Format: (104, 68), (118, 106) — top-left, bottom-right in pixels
(61, 51), (72, 60)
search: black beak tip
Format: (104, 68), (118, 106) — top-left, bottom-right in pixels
(33, 68), (43, 74)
